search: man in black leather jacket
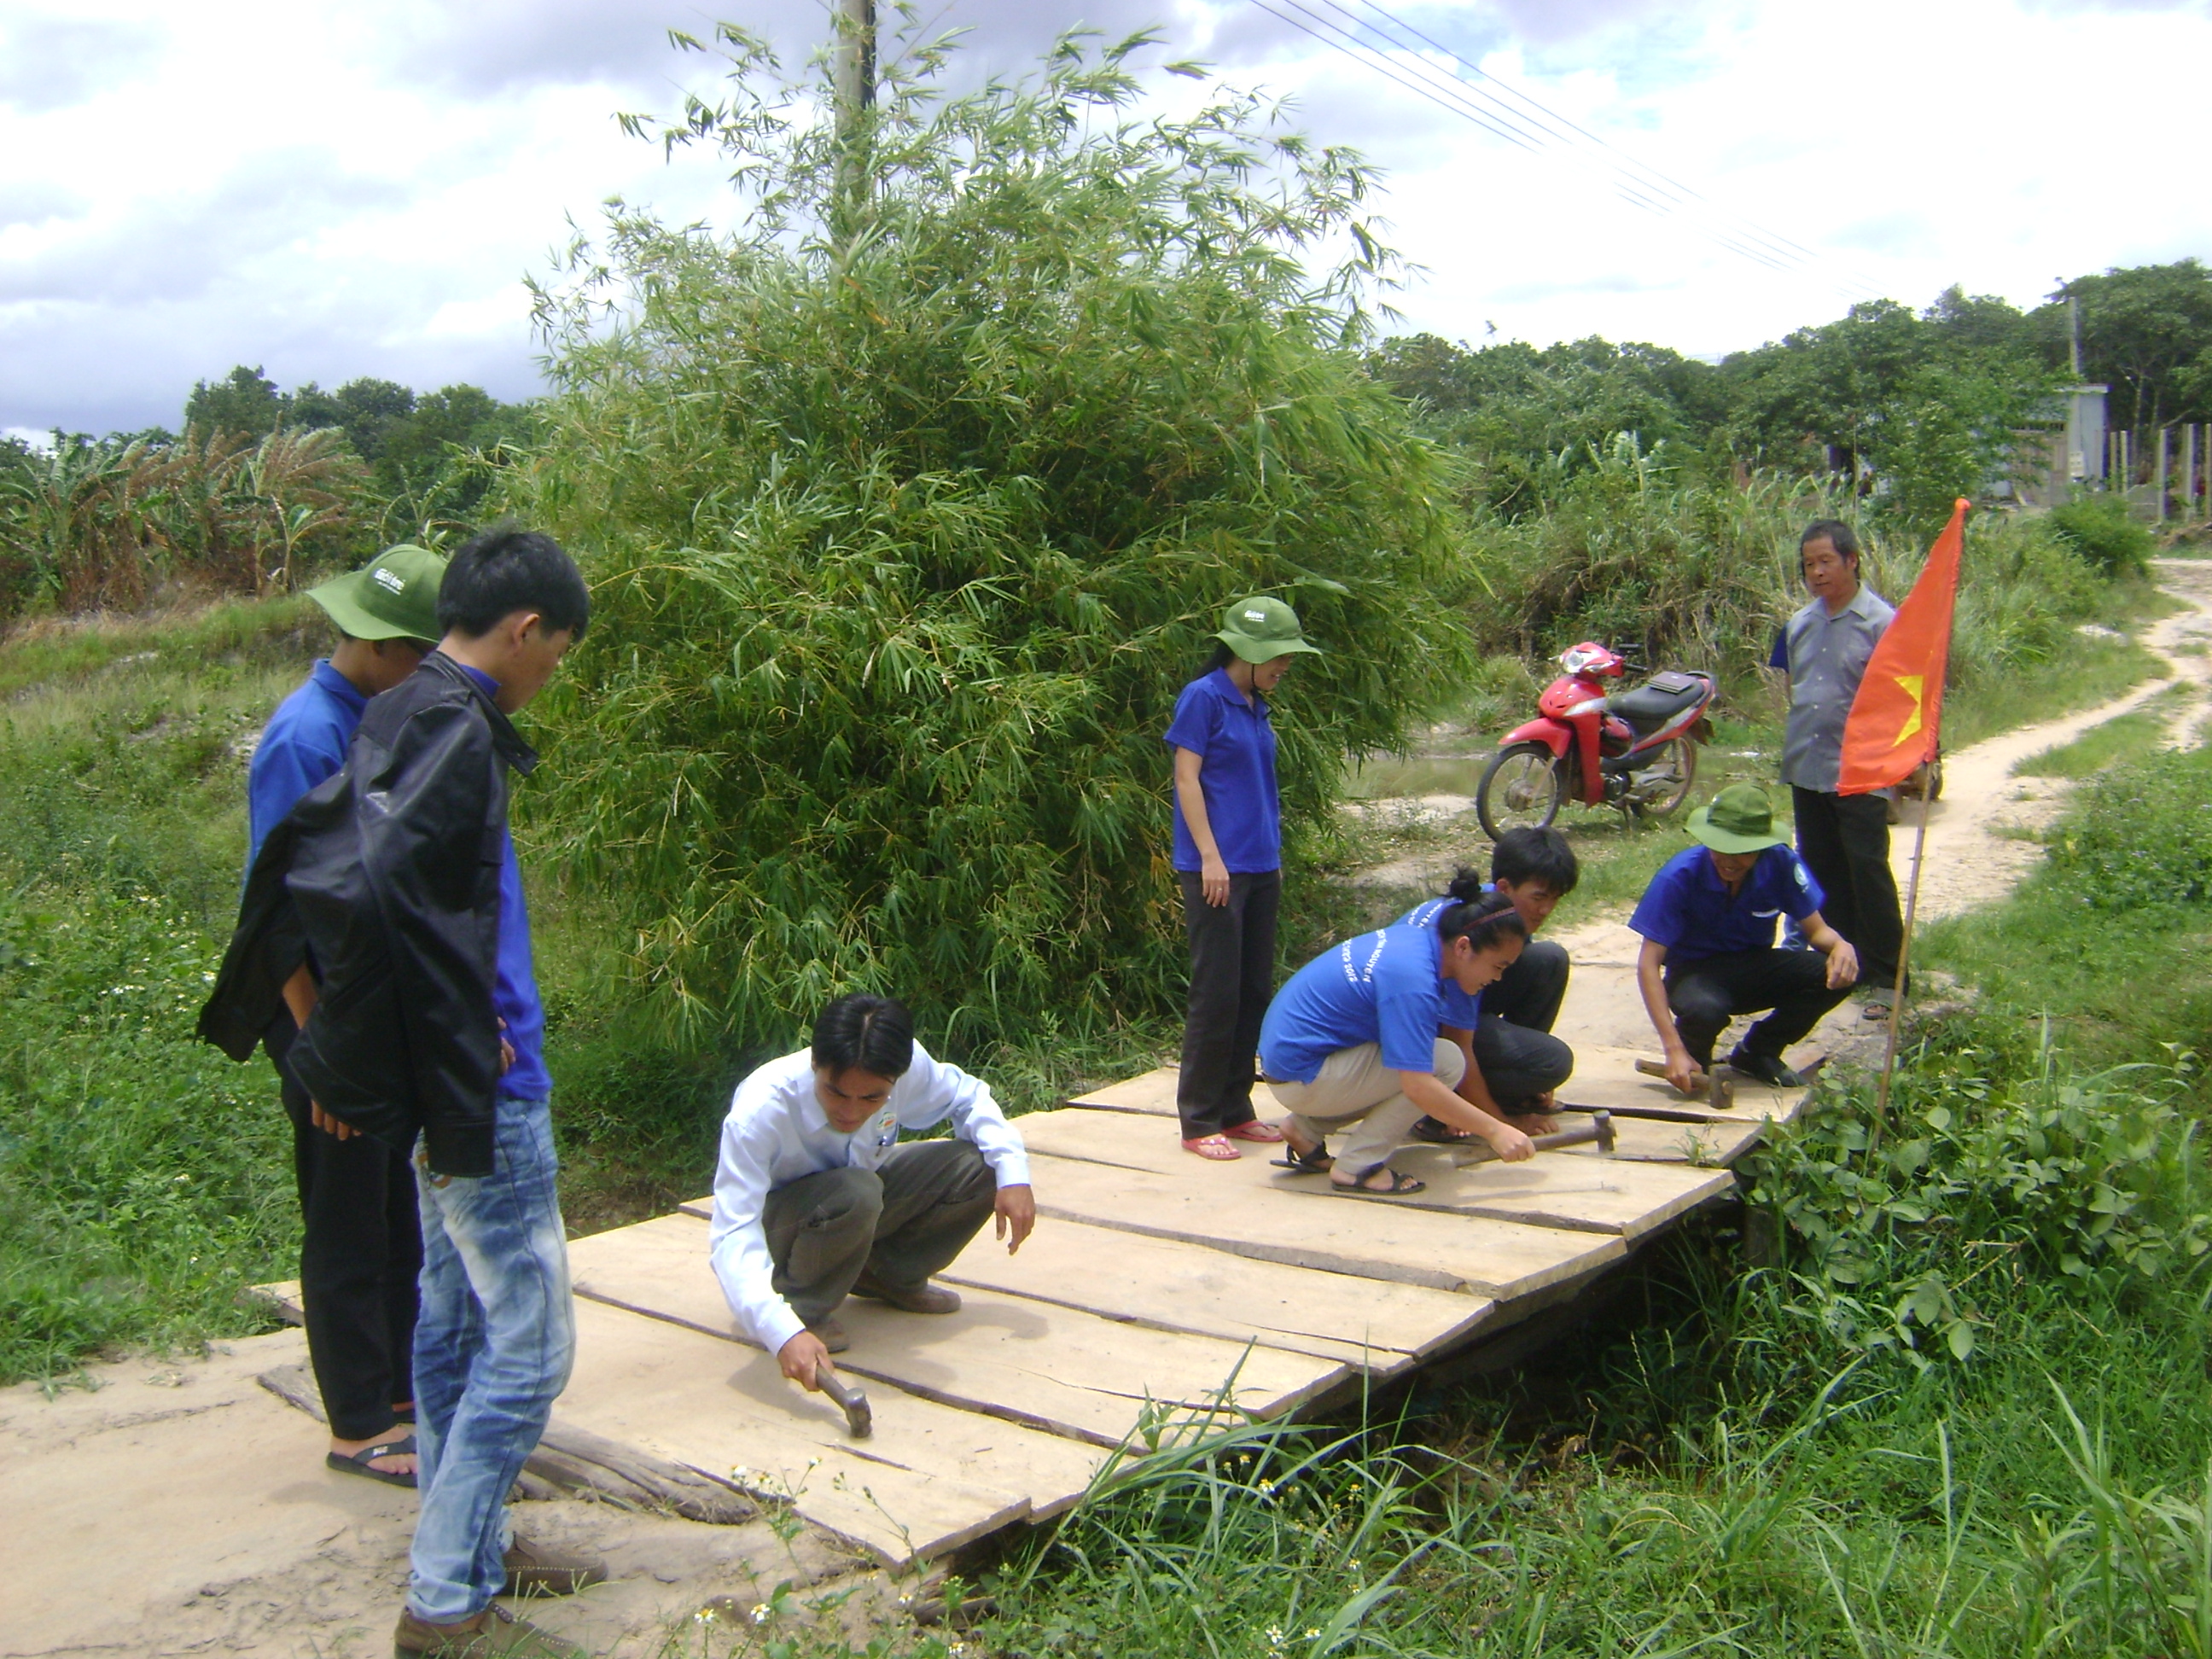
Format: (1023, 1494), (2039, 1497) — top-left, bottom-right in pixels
(202, 525), (602, 1658)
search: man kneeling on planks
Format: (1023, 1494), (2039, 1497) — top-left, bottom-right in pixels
(1630, 783), (1859, 1095)
(1260, 893), (1540, 1197)
(709, 994), (1039, 1391)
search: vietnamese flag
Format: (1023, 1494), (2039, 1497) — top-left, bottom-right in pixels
(1837, 498), (1969, 796)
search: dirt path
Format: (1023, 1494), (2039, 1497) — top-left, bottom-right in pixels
(1900, 556), (2212, 918)
(0, 1328), (914, 1657)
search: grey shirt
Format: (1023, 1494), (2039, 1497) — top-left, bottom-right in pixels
(1778, 584), (1895, 793)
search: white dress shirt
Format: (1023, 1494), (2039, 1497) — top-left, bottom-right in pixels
(707, 1044), (1032, 1355)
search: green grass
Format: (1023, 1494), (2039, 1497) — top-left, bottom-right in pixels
(2013, 690), (2188, 778)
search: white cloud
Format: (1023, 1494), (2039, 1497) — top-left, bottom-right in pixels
(2, 0), (2209, 434)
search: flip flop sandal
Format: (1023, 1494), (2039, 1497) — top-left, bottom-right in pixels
(327, 1435), (417, 1487)
(1861, 998), (1895, 1024)
(1408, 1115), (1476, 1144)
(1271, 1139), (1335, 1173)
(1221, 1121), (1286, 1143)
(1330, 1166), (1427, 1198)
(1181, 1134), (1242, 1161)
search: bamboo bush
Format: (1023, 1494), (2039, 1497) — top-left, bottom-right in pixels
(508, 28), (1476, 1053)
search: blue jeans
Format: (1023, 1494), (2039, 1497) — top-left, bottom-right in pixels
(407, 1097), (574, 1622)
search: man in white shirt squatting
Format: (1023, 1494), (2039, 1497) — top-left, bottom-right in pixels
(709, 994), (1038, 1391)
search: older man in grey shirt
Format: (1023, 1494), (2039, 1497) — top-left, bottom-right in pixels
(1768, 518), (1903, 1009)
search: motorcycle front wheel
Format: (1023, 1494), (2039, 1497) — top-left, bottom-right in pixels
(1477, 742), (1566, 839)
(1628, 736), (1698, 819)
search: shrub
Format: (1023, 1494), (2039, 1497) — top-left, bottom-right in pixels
(508, 32), (1477, 1051)
(2048, 490), (2155, 577)
(2048, 746), (2212, 911)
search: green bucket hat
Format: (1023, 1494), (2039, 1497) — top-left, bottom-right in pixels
(1214, 595), (1323, 664)
(306, 544), (448, 644)
(1687, 783), (1788, 854)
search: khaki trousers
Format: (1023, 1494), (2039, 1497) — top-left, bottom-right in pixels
(1266, 1039), (1465, 1175)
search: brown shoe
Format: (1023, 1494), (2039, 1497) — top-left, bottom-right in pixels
(850, 1271), (961, 1314)
(501, 1538), (608, 1598)
(808, 1315), (850, 1352)
(393, 1603), (589, 1657)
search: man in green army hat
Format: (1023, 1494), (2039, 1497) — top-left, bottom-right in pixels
(1627, 783), (1860, 1093)
(246, 543), (446, 1487)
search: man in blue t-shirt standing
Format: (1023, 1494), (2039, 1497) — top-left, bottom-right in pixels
(248, 543), (445, 1487)
(1629, 784), (1859, 1093)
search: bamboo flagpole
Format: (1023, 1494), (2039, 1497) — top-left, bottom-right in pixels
(1836, 498), (1970, 1141)
(1872, 770), (1933, 1138)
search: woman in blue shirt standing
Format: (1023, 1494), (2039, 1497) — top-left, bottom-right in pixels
(1164, 597), (1320, 1160)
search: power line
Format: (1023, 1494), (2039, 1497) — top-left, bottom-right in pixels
(1244, 0), (1887, 306)
(1345, 0), (1893, 299)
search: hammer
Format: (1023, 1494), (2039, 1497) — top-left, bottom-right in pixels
(818, 1362), (873, 1439)
(1453, 1109), (1615, 1165)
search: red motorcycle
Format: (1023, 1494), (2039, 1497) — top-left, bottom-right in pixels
(1476, 642), (1716, 839)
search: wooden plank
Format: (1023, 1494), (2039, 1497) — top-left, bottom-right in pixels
(1014, 1107), (1732, 1239)
(567, 1214), (1345, 1448)
(1266, 1142), (1734, 1240)
(1556, 1114), (1767, 1167)
(937, 1217), (1492, 1371)
(1563, 1045), (1813, 1125)
(1024, 1150), (1623, 1301)
(559, 1296), (1091, 1563)
(1063, 1065), (1179, 1116)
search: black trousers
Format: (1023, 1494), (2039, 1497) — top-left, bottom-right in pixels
(265, 1013), (422, 1443)
(1176, 870), (1280, 1139)
(1663, 948), (1851, 1070)
(1792, 787), (1903, 991)
(1468, 939), (1575, 1111)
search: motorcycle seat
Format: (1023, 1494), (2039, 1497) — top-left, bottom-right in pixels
(1610, 673), (1707, 726)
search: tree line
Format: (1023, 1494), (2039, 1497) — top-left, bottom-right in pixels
(1370, 259), (2212, 529)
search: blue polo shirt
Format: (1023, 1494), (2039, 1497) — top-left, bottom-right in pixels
(456, 666), (550, 1103)
(1164, 670), (1281, 874)
(247, 661), (367, 865)
(1259, 922), (1448, 1085)
(1628, 845), (1825, 964)
(1395, 897), (1485, 1027)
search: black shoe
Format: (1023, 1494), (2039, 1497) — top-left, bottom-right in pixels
(1726, 1048), (1803, 1089)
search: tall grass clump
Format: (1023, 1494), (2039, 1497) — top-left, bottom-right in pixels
(1464, 443), (2128, 695)
(0, 425), (367, 621)
(509, 28), (1476, 1053)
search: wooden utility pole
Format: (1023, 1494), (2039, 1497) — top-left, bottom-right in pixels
(833, 0), (876, 241)
(834, 0), (876, 126)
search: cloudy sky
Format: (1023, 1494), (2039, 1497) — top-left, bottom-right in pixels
(4, 0), (2209, 438)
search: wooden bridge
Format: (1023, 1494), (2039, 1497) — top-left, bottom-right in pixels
(259, 922), (1835, 1567)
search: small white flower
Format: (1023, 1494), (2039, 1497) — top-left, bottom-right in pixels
(748, 1602), (771, 1625)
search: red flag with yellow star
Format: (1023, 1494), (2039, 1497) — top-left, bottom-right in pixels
(1837, 498), (1969, 795)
